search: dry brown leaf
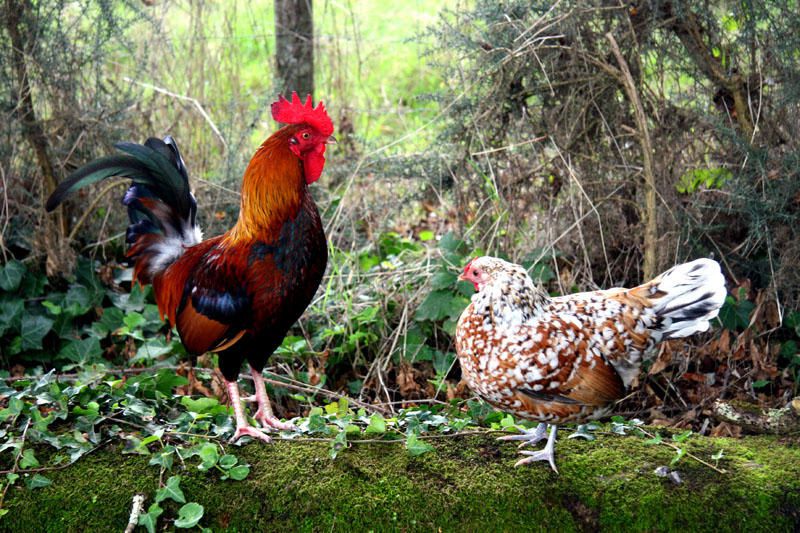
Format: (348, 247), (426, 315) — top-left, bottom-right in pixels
(397, 362), (420, 398)
(648, 343), (672, 375)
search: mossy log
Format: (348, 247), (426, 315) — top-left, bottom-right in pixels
(4, 432), (800, 532)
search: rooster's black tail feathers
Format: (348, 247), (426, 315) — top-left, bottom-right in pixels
(46, 137), (201, 281)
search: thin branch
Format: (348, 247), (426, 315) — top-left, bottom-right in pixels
(123, 77), (228, 153)
(606, 32), (658, 280)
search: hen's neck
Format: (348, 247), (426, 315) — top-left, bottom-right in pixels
(226, 130), (305, 243)
(471, 275), (550, 327)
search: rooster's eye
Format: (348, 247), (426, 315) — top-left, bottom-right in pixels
(301, 132), (310, 140)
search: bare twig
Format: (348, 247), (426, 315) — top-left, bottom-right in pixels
(606, 32), (658, 280)
(124, 494), (146, 533)
(123, 77), (228, 153)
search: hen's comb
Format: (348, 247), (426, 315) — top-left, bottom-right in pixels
(271, 92), (334, 136)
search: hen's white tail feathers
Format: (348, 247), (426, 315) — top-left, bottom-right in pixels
(644, 259), (726, 339)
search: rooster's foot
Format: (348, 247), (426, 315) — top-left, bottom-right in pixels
(231, 424), (273, 444)
(255, 411), (295, 431)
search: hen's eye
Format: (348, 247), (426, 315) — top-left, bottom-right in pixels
(472, 270), (478, 276)
(302, 132), (310, 139)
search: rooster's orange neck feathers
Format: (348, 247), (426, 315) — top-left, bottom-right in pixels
(226, 126), (306, 243)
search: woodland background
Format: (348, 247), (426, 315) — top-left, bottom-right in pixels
(1, 0), (799, 528)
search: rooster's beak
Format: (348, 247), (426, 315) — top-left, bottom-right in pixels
(326, 135), (338, 145)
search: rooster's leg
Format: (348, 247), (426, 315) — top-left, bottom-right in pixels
(250, 367), (295, 431)
(514, 424), (558, 472)
(226, 379), (273, 443)
(497, 422), (548, 448)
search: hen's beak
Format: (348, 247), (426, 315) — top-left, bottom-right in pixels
(457, 272), (468, 281)
(326, 135), (338, 145)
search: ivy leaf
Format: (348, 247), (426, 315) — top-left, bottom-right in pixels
(19, 449), (40, 469)
(197, 442), (219, 471)
(218, 455), (238, 469)
(227, 465), (250, 480)
(26, 474), (52, 489)
(365, 413), (386, 435)
(181, 396), (219, 414)
(405, 432), (434, 456)
(672, 430), (692, 443)
(174, 502), (204, 529)
(0, 260), (25, 291)
(671, 447), (686, 466)
(329, 431), (347, 459)
(138, 503), (163, 533)
(57, 337), (102, 363)
(20, 315), (54, 351)
(63, 284), (94, 316)
(0, 297), (23, 336)
(155, 475), (186, 504)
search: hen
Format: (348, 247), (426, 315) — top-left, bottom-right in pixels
(46, 93), (335, 443)
(456, 256), (726, 471)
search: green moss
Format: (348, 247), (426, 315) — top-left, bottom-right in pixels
(4, 434), (800, 532)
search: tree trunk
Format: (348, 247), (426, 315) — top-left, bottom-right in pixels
(274, 0), (314, 98)
(3, 0), (72, 275)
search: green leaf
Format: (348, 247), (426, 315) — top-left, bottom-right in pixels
(155, 475), (186, 504)
(414, 290), (469, 322)
(181, 396), (219, 414)
(42, 301), (62, 315)
(752, 379), (770, 389)
(672, 430), (692, 443)
(149, 447), (175, 471)
(20, 314), (54, 351)
(154, 370), (189, 396)
(26, 474), (52, 489)
(0, 260), (25, 291)
(57, 337), (102, 363)
(227, 465), (250, 480)
(405, 432), (434, 456)
(0, 297), (23, 336)
(329, 430), (348, 459)
(218, 455), (238, 469)
(418, 230), (435, 241)
(174, 502), (204, 529)
(63, 284), (94, 316)
(671, 447), (686, 466)
(197, 443), (219, 471)
(430, 271), (457, 290)
(138, 503), (163, 533)
(90, 307), (125, 337)
(365, 413), (387, 435)
(19, 449), (40, 469)
(123, 312), (146, 330)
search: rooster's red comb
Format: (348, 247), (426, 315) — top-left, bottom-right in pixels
(271, 92), (334, 136)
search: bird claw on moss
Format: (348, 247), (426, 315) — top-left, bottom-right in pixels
(232, 425), (273, 444)
(255, 412), (296, 432)
(497, 422), (548, 448)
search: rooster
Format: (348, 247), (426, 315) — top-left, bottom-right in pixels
(456, 256), (726, 471)
(46, 93), (335, 443)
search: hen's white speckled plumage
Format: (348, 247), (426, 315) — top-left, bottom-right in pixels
(455, 257), (726, 424)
